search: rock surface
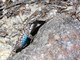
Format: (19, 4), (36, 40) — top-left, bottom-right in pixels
(0, 0), (80, 60)
(9, 14), (80, 60)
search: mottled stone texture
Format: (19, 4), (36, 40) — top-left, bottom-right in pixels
(9, 14), (80, 60)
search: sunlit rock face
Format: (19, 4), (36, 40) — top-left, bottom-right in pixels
(10, 14), (80, 60)
(0, 39), (12, 60)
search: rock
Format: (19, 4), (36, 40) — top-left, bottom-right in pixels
(0, 0), (80, 60)
(0, 20), (4, 27)
(9, 14), (80, 60)
(0, 38), (12, 60)
(0, 30), (8, 37)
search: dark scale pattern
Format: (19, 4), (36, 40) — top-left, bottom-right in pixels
(0, 1), (3, 19)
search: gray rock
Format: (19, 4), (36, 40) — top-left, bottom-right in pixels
(9, 14), (80, 60)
